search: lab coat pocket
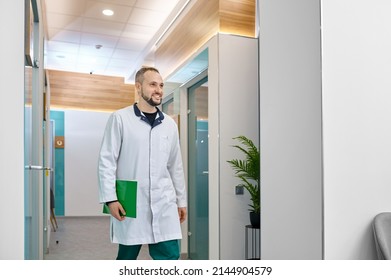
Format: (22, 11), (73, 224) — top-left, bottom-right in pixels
(159, 135), (170, 154)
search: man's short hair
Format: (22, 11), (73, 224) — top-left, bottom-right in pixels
(135, 66), (160, 84)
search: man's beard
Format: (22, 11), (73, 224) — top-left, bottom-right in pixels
(141, 90), (161, 106)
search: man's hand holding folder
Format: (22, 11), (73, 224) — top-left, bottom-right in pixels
(103, 180), (137, 220)
(107, 201), (126, 221)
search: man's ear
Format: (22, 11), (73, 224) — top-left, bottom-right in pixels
(135, 82), (142, 92)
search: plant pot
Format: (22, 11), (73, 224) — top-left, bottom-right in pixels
(249, 211), (260, 228)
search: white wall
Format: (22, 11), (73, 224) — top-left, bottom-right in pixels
(0, 0), (25, 259)
(207, 37), (220, 260)
(322, 0), (391, 259)
(259, 0), (323, 259)
(63, 110), (111, 216)
(217, 34), (259, 259)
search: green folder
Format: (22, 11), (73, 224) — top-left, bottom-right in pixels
(103, 180), (137, 218)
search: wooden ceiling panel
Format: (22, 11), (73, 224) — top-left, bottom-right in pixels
(155, 0), (220, 78)
(220, 0), (256, 37)
(155, 0), (256, 78)
(48, 70), (135, 112)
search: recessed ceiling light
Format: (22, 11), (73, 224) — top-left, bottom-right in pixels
(102, 9), (114, 16)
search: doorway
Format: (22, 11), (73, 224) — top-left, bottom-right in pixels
(187, 76), (209, 259)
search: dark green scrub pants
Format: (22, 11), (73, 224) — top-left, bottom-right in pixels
(117, 239), (180, 260)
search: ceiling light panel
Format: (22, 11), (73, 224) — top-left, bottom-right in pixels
(102, 9), (114, 16)
(84, 1), (132, 22)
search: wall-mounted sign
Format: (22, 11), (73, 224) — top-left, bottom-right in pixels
(55, 136), (64, 148)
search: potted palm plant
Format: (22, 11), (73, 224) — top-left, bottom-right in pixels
(227, 136), (260, 228)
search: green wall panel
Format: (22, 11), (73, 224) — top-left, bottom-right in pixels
(50, 111), (65, 216)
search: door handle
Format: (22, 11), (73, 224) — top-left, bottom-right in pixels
(25, 165), (53, 171)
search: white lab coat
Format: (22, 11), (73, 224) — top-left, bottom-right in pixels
(98, 104), (187, 245)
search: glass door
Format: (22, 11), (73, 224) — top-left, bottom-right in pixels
(24, 0), (46, 259)
(24, 64), (35, 259)
(187, 76), (209, 259)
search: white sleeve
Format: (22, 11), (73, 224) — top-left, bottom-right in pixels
(97, 113), (122, 203)
(167, 125), (187, 208)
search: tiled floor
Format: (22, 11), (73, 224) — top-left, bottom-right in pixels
(44, 216), (151, 260)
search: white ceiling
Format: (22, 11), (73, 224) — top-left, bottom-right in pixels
(43, 0), (188, 83)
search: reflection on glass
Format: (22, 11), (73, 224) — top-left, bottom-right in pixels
(24, 65), (33, 259)
(162, 97), (174, 116)
(188, 77), (208, 260)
